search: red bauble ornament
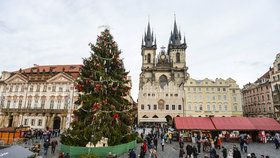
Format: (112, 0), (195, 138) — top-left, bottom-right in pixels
(86, 79), (90, 84)
(112, 113), (119, 119)
(94, 84), (101, 92)
(92, 103), (100, 110)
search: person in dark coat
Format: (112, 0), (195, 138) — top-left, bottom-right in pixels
(233, 146), (241, 158)
(192, 145), (198, 158)
(210, 147), (217, 158)
(186, 144), (193, 158)
(140, 146), (145, 158)
(179, 147), (185, 158)
(43, 140), (50, 155)
(153, 137), (158, 150)
(129, 149), (136, 158)
(221, 146), (227, 158)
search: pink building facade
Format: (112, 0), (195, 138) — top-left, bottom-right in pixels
(242, 71), (275, 118)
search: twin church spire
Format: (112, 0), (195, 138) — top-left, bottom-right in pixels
(142, 21), (156, 48)
(142, 18), (186, 49)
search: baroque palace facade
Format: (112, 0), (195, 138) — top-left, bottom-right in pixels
(0, 65), (81, 130)
(138, 20), (242, 124)
(0, 64), (135, 129)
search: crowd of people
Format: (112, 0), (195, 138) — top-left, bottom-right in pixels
(132, 125), (278, 158)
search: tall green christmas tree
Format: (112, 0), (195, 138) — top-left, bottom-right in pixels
(61, 29), (136, 146)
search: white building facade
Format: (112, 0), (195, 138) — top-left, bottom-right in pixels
(0, 65), (81, 129)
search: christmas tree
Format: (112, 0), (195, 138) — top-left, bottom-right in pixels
(61, 29), (136, 147)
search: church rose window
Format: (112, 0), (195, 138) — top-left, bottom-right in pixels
(159, 75), (168, 89)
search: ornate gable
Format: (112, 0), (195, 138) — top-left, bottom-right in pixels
(5, 74), (28, 84)
(47, 73), (74, 83)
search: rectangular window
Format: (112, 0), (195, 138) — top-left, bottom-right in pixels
(52, 86), (56, 92)
(153, 104), (157, 110)
(224, 105), (228, 111)
(38, 119), (42, 126)
(207, 105), (210, 111)
(21, 85), (24, 92)
(233, 97), (237, 102)
(217, 88), (220, 91)
(232, 90), (235, 93)
(50, 100), (54, 109)
(194, 105), (198, 111)
(7, 100), (11, 109)
(172, 105), (175, 110)
(234, 105), (238, 111)
(193, 88), (196, 92)
(31, 119), (35, 126)
(213, 105), (216, 111)
(212, 96), (216, 100)
(174, 94), (178, 97)
(188, 104), (191, 110)
(267, 94), (270, 100)
(178, 105), (182, 110)
(27, 100), (32, 108)
(18, 100), (22, 109)
(199, 105), (203, 111)
(57, 99), (62, 109)
(218, 95), (221, 100)
(219, 104), (222, 111)
(15, 85), (19, 92)
(41, 100), (45, 109)
(29, 85), (33, 92)
(9, 86), (13, 92)
(59, 87), (63, 92)
(166, 105), (169, 110)
(141, 104), (144, 110)
(34, 99), (39, 109)
(147, 105), (151, 110)
(24, 119), (28, 125)
(43, 85), (47, 92)
(224, 95), (227, 101)
(36, 85), (40, 92)
(223, 88), (226, 91)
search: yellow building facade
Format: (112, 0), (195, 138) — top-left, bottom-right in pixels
(184, 78), (243, 117)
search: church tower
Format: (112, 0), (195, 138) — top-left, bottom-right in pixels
(138, 18), (189, 125)
(141, 22), (157, 70)
(168, 18), (187, 69)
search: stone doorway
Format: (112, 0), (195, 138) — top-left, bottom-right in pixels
(53, 116), (61, 129)
(8, 115), (13, 127)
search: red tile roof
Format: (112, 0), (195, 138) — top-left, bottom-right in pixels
(12, 64), (82, 81)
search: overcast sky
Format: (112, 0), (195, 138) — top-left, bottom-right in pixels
(0, 0), (280, 100)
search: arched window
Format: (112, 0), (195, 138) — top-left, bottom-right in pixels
(176, 52), (180, 63)
(147, 104), (151, 110)
(153, 104), (157, 110)
(147, 54), (151, 63)
(159, 75), (168, 89)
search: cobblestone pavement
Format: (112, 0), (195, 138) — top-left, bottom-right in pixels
(119, 138), (280, 158)
(20, 136), (279, 158)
